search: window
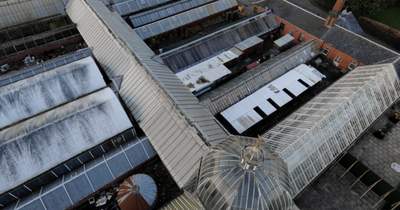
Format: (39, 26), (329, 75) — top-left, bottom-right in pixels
(298, 33), (305, 42)
(289, 30), (294, 35)
(322, 46), (330, 56)
(280, 23), (285, 30)
(254, 106), (267, 118)
(348, 61), (358, 70)
(333, 55), (342, 66)
(267, 98), (280, 109)
(283, 88), (296, 99)
(298, 79), (310, 88)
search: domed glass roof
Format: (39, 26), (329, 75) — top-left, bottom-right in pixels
(197, 135), (294, 210)
(117, 174), (157, 210)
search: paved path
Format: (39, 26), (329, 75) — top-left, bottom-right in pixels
(295, 164), (385, 210)
(349, 103), (400, 188)
(296, 101), (400, 209)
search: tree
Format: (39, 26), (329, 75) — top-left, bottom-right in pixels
(379, 0), (398, 8)
(345, 0), (381, 16)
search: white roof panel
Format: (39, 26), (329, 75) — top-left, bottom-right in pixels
(293, 64), (326, 84)
(230, 110), (263, 133)
(0, 88), (132, 195)
(270, 92), (290, 107)
(176, 50), (238, 92)
(274, 34), (294, 48)
(0, 56), (106, 129)
(234, 36), (264, 51)
(221, 65), (325, 133)
(258, 101), (277, 115)
(286, 81), (308, 96)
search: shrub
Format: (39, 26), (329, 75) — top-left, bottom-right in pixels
(358, 16), (400, 50)
(49, 22), (57, 30)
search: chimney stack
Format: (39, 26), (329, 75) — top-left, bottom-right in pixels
(324, 0), (346, 27)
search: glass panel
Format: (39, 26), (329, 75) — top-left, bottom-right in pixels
(53, 165), (69, 176)
(160, 19), (174, 31)
(118, 4), (131, 14)
(178, 13), (191, 25)
(149, 23), (164, 35)
(123, 130), (134, 141)
(188, 10), (201, 21)
(137, 0), (150, 10)
(139, 25), (154, 39)
(147, 0), (158, 6)
(213, 1), (223, 12)
(127, 1), (141, 12)
(78, 152), (93, 163)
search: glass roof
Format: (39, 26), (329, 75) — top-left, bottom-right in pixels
(261, 64), (400, 196)
(134, 0), (236, 40)
(3, 137), (156, 210)
(197, 135), (294, 210)
(130, 0), (216, 27)
(112, 0), (173, 15)
(0, 48), (93, 88)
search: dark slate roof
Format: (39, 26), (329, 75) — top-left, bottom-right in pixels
(321, 25), (399, 65)
(256, 0), (329, 38)
(336, 12), (366, 37)
(254, 0), (399, 65)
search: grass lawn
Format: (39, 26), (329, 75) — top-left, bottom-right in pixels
(368, 6), (400, 30)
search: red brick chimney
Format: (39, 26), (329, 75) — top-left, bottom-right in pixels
(324, 0), (346, 26)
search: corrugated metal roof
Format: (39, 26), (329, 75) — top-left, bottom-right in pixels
(0, 88), (133, 195)
(0, 56), (106, 129)
(66, 0), (228, 188)
(4, 137), (156, 210)
(199, 40), (321, 115)
(159, 11), (279, 72)
(0, 0), (66, 28)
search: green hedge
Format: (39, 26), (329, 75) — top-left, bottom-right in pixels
(358, 16), (400, 51)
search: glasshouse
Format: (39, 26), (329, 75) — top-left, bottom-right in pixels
(262, 63), (400, 195)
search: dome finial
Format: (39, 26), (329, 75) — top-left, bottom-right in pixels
(254, 135), (262, 151)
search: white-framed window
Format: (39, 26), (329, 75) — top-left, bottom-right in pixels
(298, 33), (305, 42)
(322, 46), (330, 56)
(289, 30), (294, 35)
(348, 61), (358, 70)
(333, 55), (342, 66)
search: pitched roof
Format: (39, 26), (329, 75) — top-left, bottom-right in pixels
(321, 25), (399, 65)
(0, 88), (132, 195)
(336, 12), (366, 37)
(255, 0), (399, 65)
(256, 0), (328, 38)
(0, 57), (106, 129)
(66, 0), (228, 188)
